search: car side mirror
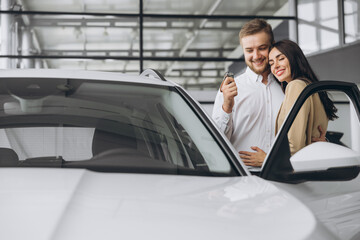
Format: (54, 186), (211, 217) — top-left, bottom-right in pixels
(290, 142), (360, 172)
(280, 142), (360, 182)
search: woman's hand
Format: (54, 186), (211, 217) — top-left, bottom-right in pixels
(311, 125), (327, 142)
(239, 146), (266, 167)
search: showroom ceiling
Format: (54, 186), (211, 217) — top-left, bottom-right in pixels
(9, 0), (292, 88)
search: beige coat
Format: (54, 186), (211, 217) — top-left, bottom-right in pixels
(275, 79), (329, 155)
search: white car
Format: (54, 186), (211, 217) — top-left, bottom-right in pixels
(0, 69), (359, 240)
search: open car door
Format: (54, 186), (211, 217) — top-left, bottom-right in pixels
(259, 81), (360, 240)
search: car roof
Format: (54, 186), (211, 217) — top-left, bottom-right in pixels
(0, 69), (176, 87)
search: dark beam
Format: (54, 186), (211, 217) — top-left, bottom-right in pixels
(0, 55), (244, 62)
(0, 10), (296, 20)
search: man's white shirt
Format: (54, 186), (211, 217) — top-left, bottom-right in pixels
(212, 67), (284, 154)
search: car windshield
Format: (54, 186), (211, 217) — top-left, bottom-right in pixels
(0, 77), (236, 176)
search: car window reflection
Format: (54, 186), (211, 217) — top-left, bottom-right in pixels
(0, 79), (235, 176)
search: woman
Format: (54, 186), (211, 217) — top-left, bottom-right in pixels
(240, 39), (338, 167)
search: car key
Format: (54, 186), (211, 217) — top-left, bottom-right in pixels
(220, 72), (235, 92)
(224, 72), (234, 80)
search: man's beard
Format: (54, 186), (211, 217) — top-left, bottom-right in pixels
(247, 60), (270, 75)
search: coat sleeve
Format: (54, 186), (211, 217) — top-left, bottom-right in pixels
(282, 80), (310, 155)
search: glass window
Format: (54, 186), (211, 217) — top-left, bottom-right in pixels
(144, 0), (292, 16)
(143, 17), (243, 58)
(18, 0), (139, 13)
(344, 0), (360, 43)
(284, 90), (355, 155)
(0, 78), (235, 176)
(298, 0), (339, 54)
(41, 59), (140, 73)
(0, 1), (296, 90)
(28, 15), (139, 56)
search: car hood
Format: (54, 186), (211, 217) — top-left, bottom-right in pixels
(0, 168), (336, 240)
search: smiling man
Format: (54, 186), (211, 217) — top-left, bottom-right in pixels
(212, 19), (284, 168)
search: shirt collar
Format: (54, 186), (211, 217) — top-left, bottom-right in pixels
(267, 73), (276, 85)
(245, 67), (274, 85)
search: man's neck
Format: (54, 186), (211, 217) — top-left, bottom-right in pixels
(261, 71), (270, 85)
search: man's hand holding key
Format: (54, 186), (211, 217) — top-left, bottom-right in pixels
(220, 72), (237, 113)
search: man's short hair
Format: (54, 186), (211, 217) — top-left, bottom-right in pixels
(239, 18), (274, 45)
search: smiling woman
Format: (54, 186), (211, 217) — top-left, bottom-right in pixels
(269, 40), (338, 155)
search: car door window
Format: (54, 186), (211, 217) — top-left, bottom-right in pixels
(283, 90), (357, 155)
(326, 91), (360, 149)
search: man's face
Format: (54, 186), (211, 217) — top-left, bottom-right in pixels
(241, 31), (272, 75)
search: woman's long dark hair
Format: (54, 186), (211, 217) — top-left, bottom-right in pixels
(271, 40), (338, 120)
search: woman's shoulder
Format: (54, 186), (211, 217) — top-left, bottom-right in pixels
(285, 79), (308, 95)
(288, 79), (309, 87)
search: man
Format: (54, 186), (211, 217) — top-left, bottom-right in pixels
(212, 18), (284, 168)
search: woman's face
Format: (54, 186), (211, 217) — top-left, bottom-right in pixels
(269, 47), (292, 83)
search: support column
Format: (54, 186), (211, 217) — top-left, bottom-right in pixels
(289, 0), (298, 42)
(35, 59), (43, 68)
(1, 0), (12, 69)
(21, 28), (35, 68)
